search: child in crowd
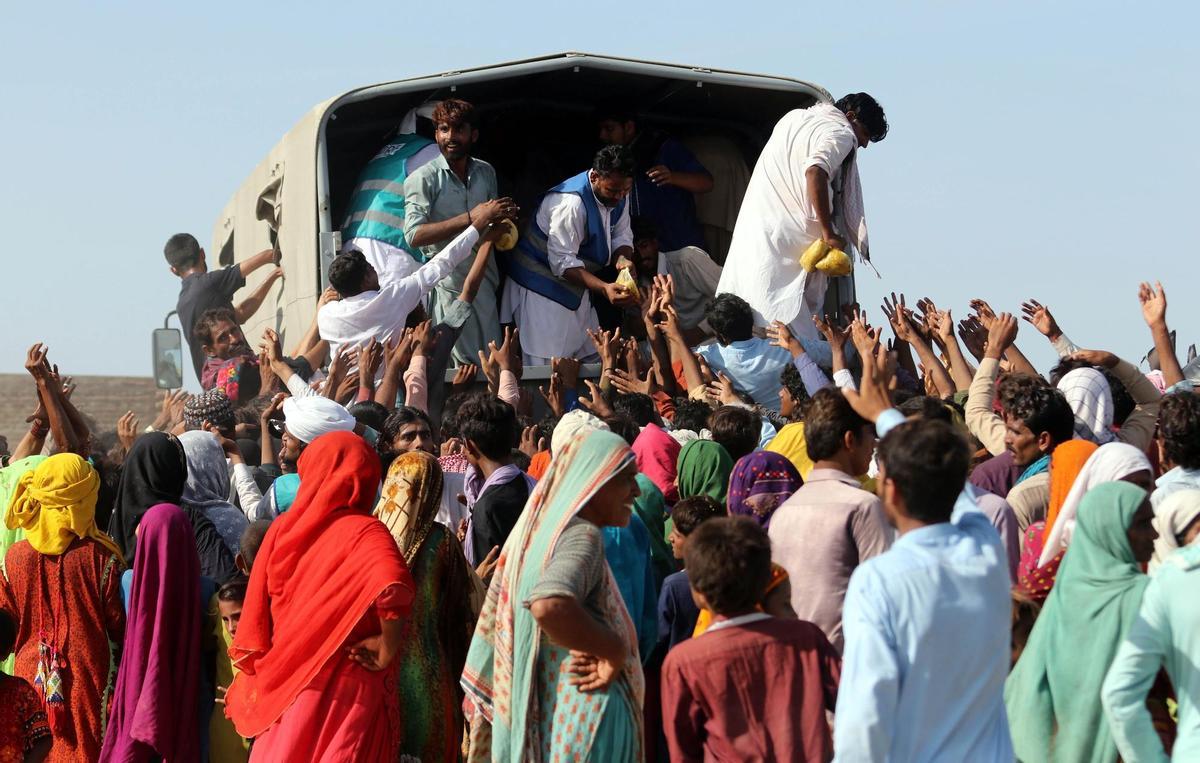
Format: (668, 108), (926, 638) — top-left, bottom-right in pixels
(0, 609), (52, 763)
(657, 496), (724, 653)
(235, 520), (272, 577)
(458, 394), (533, 564)
(211, 579), (250, 762)
(661, 517), (841, 761)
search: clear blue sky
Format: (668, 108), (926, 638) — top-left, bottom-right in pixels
(4, 1), (1196, 380)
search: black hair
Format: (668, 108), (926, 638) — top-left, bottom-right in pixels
(897, 395), (955, 424)
(671, 495), (725, 536)
(708, 406), (760, 463)
(877, 419), (969, 523)
(1159, 393), (1200, 470)
(457, 394), (518, 460)
(684, 517), (772, 615)
(164, 232), (202, 269)
(0, 608), (15, 657)
(348, 401), (389, 432)
(592, 144), (636, 178)
(804, 388), (871, 461)
(328, 250), (371, 298)
(217, 577), (248, 603)
(834, 93), (889, 142)
(380, 406), (434, 455)
(779, 364), (811, 420)
(594, 102), (637, 125)
(238, 520), (273, 571)
(440, 392), (473, 441)
(612, 393), (657, 428)
(704, 294), (754, 344)
(538, 415), (559, 449)
(193, 307), (239, 346)
(1006, 386), (1075, 445)
(672, 399), (712, 434)
(997, 372), (1047, 413)
(511, 449), (532, 472)
(604, 414), (641, 446)
(631, 216), (658, 244)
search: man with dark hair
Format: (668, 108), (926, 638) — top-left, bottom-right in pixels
(597, 105), (713, 252)
(670, 399), (712, 439)
(831, 346), (1012, 762)
(458, 394), (533, 565)
(165, 232), (282, 382)
(717, 93), (887, 341)
(502, 145), (640, 364)
(611, 392), (658, 428)
(658, 495), (724, 652)
(1152, 392), (1200, 509)
(769, 387), (890, 651)
(404, 98), (518, 364)
(318, 205), (507, 360)
(630, 216), (722, 343)
(662, 517), (842, 762)
(707, 406), (760, 463)
(697, 293), (794, 413)
(379, 406), (436, 459)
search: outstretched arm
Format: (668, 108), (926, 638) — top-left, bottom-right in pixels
(234, 267), (283, 324)
(1139, 281), (1185, 388)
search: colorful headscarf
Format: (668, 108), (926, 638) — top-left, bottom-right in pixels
(1150, 488), (1200, 573)
(1039, 443), (1152, 566)
(461, 429), (644, 761)
(676, 440), (734, 504)
(631, 423), (680, 505)
(100, 503), (202, 763)
(6, 453), (122, 560)
(765, 422), (815, 479)
(225, 431), (412, 739)
(1057, 367), (1118, 445)
(1041, 440), (1099, 546)
(727, 452), (802, 529)
(376, 450), (444, 564)
(1006, 482), (1150, 763)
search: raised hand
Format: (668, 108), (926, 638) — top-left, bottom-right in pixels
(706, 372), (741, 406)
(969, 299), (997, 330)
(577, 380), (613, 419)
(551, 356), (581, 391)
(767, 320), (804, 357)
(587, 328), (622, 370)
(843, 341), (895, 423)
(1019, 299), (1062, 339)
(608, 367), (654, 396)
(411, 320), (435, 357)
(812, 315), (850, 354)
(1137, 281), (1167, 328)
(984, 312), (1019, 360)
(452, 363), (479, 392)
(538, 373), (566, 418)
(1068, 349), (1120, 369)
(117, 411), (139, 452)
(957, 316), (988, 361)
(519, 424), (546, 457)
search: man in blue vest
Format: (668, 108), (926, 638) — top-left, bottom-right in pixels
(501, 145), (639, 365)
(340, 112), (441, 285)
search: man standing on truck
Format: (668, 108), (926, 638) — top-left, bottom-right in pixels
(164, 233), (282, 383)
(404, 99), (517, 365)
(717, 94), (888, 341)
(501, 145), (639, 365)
(597, 104), (714, 253)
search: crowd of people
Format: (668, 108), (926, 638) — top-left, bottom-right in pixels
(2, 93), (1198, 763)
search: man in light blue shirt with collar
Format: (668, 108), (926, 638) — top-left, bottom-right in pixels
(833, 342), (1013, 762)
(697, 293), (832, 414)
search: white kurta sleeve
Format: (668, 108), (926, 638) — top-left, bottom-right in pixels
(543, 194), (587, 276)
(611, 202), (633, 252)
(805, 123), (857, 177)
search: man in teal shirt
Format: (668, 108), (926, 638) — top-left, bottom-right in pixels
(404, 99), (516, 364)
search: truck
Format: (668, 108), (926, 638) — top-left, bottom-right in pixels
(153, 52), (850, 388)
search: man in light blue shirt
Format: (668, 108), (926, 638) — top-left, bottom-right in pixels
(1102, 544), (1200, 762)
(833, 371), (1013, 761)
(697, 293), (831, 414)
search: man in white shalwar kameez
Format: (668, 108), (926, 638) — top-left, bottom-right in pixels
(717, 93), (888, 341)
(501, 145), (639, 365)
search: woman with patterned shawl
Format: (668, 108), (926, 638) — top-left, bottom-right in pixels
(376, 450), (480, 762)
(462, 429), (645, 762)
(1, 453), (125, 762)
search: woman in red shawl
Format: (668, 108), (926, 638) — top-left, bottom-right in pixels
(224, 430), (414, 761)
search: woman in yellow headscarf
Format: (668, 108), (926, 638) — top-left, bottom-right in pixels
(0, 453), (126, 761)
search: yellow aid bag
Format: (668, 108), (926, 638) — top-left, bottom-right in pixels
(495, 220), (519, 251)
(615, 265), (641, 302)
(800, 239), (829, 272)
(800, 238), (852, 276)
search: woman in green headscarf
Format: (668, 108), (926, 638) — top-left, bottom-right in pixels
(676, 440), (734, 504)
(633, 474), (676, 588)
(462, 429), (644, 762)
(1005, 481), (1160, 763)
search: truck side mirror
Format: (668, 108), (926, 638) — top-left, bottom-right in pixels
(152, 328), (185, 389)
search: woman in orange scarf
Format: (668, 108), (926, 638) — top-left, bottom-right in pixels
(224, 431), (414, 761)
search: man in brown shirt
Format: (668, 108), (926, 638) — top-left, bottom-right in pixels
(662, 517), (841, 762)
(769, 388), (893, 652)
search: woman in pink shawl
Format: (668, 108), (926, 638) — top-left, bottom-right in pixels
(632, 423), (680, 504)
(100, 503), (202, 762)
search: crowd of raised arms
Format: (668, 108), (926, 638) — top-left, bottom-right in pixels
(1, 94), (1198, 763)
